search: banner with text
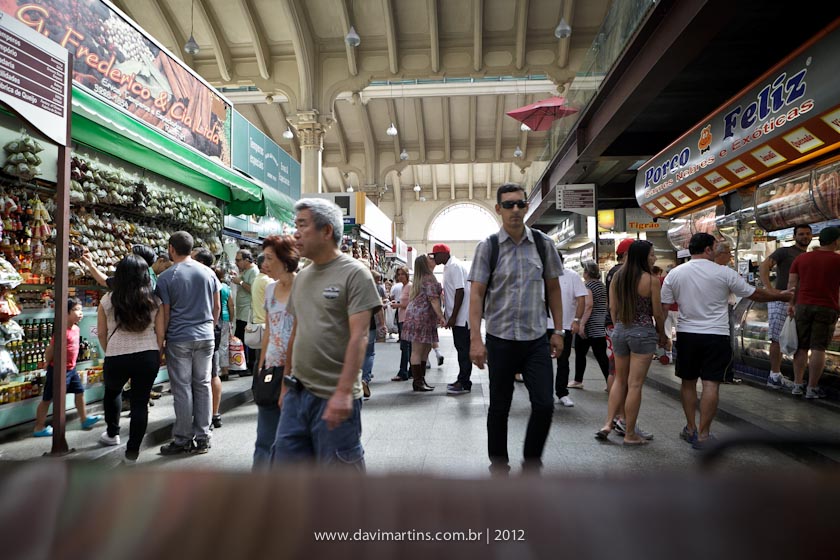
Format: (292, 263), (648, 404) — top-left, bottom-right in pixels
(1, 0), (232, 164)
(231, 110), (299, 199)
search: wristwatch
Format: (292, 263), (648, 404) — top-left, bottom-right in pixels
(553, 329), (566, 336)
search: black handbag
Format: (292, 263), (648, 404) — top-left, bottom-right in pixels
(252, 365), (284, 407)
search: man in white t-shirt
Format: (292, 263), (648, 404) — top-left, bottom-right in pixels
(661, 233), (792, 449)
(548, 252), (587, 407)
(431, 244), (473, 395)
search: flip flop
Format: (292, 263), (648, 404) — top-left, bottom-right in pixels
(594, 429), (611, 441)
(622, 439), (648, 446)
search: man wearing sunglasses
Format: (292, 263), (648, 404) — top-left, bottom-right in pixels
(468, 183), (565, 476)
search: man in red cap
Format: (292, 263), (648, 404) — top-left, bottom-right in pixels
(431, 243), (472, 395)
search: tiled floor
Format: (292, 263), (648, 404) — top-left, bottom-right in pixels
(3, 331), (835, 475)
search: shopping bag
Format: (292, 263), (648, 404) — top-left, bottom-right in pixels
(229, 335), (248, 371)
(779, 316), (798, 356)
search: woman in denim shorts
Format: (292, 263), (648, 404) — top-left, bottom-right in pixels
(596, 241), (667, 445)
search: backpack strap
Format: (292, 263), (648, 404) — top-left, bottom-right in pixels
(531, 229), (552, 316)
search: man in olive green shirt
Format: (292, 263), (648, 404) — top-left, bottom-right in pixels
(232, 249), (258, 371)
(275, 198), (382, 470)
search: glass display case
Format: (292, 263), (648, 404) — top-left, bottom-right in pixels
(667, 217), (691, 251)
(732, 299), (840, 383)
(813, 159), (840, 219)
(754, 170), (828, 232)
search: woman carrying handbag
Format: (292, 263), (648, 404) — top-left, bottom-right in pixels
(253, 235), (299, 468)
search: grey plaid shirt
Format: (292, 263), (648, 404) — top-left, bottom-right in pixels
(469, 226), (564, 341)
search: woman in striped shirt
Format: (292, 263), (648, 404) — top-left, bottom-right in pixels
(572, 261), (611, 386)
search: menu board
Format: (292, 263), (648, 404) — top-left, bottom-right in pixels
(813, 160), (840, 219)
(754, 171), (828, 232)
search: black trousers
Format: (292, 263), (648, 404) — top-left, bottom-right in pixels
(397, 321), (410, 377)
(103, 350), (160, 453)
(235, 319), (255, 371)
(486, 334), (554, 471)
(453, 324), (473, 388)
(549, 329), (574, 398)
(574, 335), (610, 382)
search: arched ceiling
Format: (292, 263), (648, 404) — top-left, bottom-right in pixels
(111, 0), (612, 206)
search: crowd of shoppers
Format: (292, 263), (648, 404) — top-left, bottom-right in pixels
(29, 186), (840, 473)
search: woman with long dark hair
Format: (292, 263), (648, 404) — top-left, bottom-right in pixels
(97, 254), (164, 462)
(401, 254), (444, 392)
(596, 240), (666, 445)
(390, 266), (412, 381)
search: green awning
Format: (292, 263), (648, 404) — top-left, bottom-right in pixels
(262, 187), (297, 225)
(70, 87), (263, 213)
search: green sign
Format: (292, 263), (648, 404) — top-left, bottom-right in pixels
(232, 110), (300, 199)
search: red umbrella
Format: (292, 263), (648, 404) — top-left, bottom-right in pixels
(506, 96), (578, 131)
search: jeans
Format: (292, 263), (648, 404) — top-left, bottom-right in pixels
(272, 385), (365, 471)
(485, 334), (554, 471)
(253, 404), (282, 469)
(397, 322), (410, 378)
(103, 350), (160, 454)
(574, 336), (610, 382)
(362, 328), (376, 383)
(453, 324), (473, 388)
(548, 330), (573, 398)
(166, 340), (214, 445)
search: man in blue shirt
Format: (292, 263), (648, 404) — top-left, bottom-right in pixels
(156, 231), (220, 455)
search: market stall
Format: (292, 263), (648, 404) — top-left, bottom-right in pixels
(636, 18), (840, 391)
(0, 0), (290, 431)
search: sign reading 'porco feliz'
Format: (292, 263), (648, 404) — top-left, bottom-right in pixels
(636, 19), (840, 217)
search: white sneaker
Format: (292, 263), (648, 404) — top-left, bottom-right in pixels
(99, 432), (120, 446)
(559, 396), (575, 407)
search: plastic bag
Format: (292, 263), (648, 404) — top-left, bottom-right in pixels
(229, 335), (247, 371)
(779, 316), (798, 356)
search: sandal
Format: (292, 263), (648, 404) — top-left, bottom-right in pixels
(594, 429), (611, 441)
(622, 438), (648, 446)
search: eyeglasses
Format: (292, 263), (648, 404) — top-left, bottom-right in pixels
(500, 200), (527, 209)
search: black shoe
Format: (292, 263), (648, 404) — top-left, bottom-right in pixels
(437, 355), (444, 367)
(160, 441), (193, 456)
(212, 415), (223, 429)
(125, 449), (139, 462)
(191, 439), (210, 455)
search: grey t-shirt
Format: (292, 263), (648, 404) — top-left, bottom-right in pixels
(288, 254), (383, 400)
(768, 245), (806, 289)
(156, 259), (220, 343)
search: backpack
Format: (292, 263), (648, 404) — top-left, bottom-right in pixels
(484, 229), (553, 315)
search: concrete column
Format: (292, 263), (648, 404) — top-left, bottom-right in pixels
(291, 110), (332, 194)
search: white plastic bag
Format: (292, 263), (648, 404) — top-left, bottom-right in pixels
(779, 316), (798, 356)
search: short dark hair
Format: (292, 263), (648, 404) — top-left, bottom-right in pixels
(793, 224), (812, 235)
(169, 231), (194, 256)
(193, 247), (214, 267)
(67, 297), (82, 313)
(131, 244), (156, 268)
(237, 249), (253, 263)
(496, 183), (527, 204)
(556, 248), (564, 264)
(688, 232), (716, 255)
(256, 253), (265, 268)
(263, 235), (300, 273)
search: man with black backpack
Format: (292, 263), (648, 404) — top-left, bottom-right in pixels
(468, 183), (565, 476)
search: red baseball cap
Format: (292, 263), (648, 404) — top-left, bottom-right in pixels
(431, 243), (451, 254)
(616, 238), (634, 256)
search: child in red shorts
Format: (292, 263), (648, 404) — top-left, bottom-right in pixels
(33, 298), (101, 437)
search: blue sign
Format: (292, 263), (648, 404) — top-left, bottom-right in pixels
(231, 109), (300, 198)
